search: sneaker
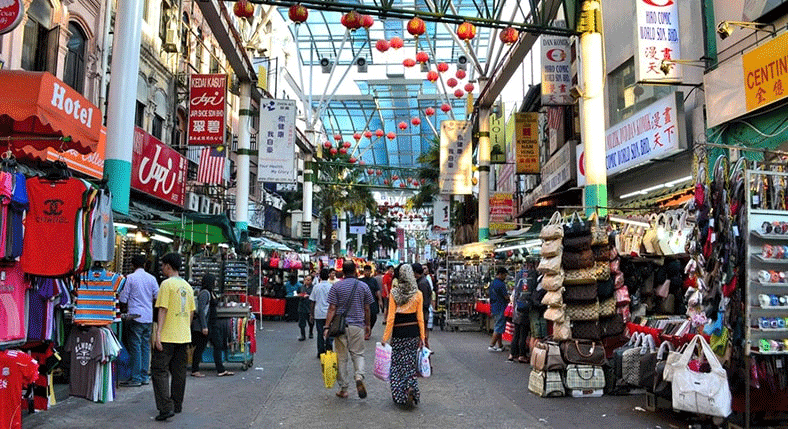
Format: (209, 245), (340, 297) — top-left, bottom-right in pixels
(487, 346), (503, 352)
(141, 379), (150, 385)
(356, 380), (367, 399)
(298, 337), (306, 341)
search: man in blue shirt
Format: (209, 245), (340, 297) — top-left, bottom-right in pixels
(488, 267), (509, 352)
(119, 254), (159, 386)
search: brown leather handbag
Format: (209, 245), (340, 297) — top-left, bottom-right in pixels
(531, 340), (566, 371)
(564, 283), (598, 302)
(562, 249), (594, 269)
(560, 339), (606, 365)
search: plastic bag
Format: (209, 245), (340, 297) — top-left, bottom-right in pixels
(320, 350), (337, 388)
(417, 346), (432, 378)
(373, 342), (392, 381)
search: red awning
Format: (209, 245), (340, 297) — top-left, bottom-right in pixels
(0, 70), (100, 154)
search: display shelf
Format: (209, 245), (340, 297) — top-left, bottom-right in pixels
(751, 327), (788, 332)
(750, 208), (788, 216)
(750, 230), (788, 240)
(751, 254), (788, 264)
(752, 280), (788, 287)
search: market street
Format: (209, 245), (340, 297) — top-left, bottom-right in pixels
(24, 320), (687, 429)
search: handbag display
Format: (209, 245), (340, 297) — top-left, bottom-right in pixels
(671, 335), (732, 417)
(566, 300), (600, 321)
(615, 286), (631, 307)
(560, 340), (606, 365)
(642, 214), (658, 254)
(564, 212), (591, 238)
(562, 249), (594, 270)
(540, 211), (565, 240)
(554, 319), (572, 341)
(592, 244), (611, 262)
(648, 341), (674, 394)
(599, 314), (625, 338)
(537, 255), (562, 275)
(541, 239), (563, 258)
(571, 320), (602, 341)
(589, 213), (608, 246)
(597, 277), (615, 300)
(669, 211), (691, 255)
(623, 334), (655, 386)
(564, 268), (596, 285)
(541, 289), (565, 307)
(544, 305), (566, 323)
(563, 234), (592, 251)
(529, 369), (565, 397)
(541, 272), (565, 291)
(599, 297), (616, 317)
(592, 261), (611, 281)
(613, 333), (643, 381)
(563, 283), (597, 302)
(327, 280), (360, 337)
(531, 340), (566, 371)
(565, 364), (606, 390)
(637, 335), (661, 388)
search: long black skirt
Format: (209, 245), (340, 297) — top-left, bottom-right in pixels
(389, 336), (420, 405)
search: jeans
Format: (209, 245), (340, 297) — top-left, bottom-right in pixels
(510, 321), (530, 359)
(151, 342), (188, 414)
(315, 319), (333, 355)
(191, 331), (208, 373)
(127, 321), (152, 383)
(334, 324), (365, 390)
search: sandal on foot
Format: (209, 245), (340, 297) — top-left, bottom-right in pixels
(217, 371), (234, 377)
(191, 372), (206, 377)
(336, 390), (348, 398)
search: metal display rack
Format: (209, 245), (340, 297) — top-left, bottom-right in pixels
(445, 260), (489, 331)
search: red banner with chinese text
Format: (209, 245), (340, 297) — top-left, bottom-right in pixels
(188, 74), (226, 146)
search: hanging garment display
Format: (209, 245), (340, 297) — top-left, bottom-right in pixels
(89, 189), (114, 262)
(65, 326), (122, 402)
(6, 172), (28, 260)
(74, 268), (125, 326)
(0, 262), (30, 343)
(0, 349), (39, 429)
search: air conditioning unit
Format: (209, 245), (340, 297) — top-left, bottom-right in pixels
(199, 196), (212, 214)
(210, 202), (222, 215)
(163, 23), (179, 53)
(186, 192), (200, 212)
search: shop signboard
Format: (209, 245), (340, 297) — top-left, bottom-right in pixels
(258, 98), (297, 183)
(132, 127), (188, 207)
(490, 193), (516, 234)
(188, 74), (226, 146)
(433, 195), (450, 230)
(742, 32), (788, 112)
(541, 142), (575, 195)
(515, 112), (540, 174)
(541, 27), (573, 105)
(45, 126), (106, 179)
(396, 228), (405, 251)
(439, 120), (473, 195)
(253, 57), (268, 91)
(0, 0), (24, 35)
(635, 0), (682, 83)
(519, 183), (544, 214)
(349, 214), (366, 235)
(490, 109), (506, 164)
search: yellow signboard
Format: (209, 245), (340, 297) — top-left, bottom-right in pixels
(743, 32), (788, 112)
(515, 112), (540, 174)
(257, 65), (268, 91)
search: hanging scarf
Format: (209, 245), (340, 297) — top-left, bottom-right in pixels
(392, 264), (418, 307)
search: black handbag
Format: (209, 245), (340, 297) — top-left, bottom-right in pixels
(327, 280), (360, 337)
(599, 314), (625, 338)
(563, 212), (591, 238)
(564, 283), (598, 302)
(563, 234), (592, 251)
(570, 320), (601, 340)
(597, 277), (615, 299)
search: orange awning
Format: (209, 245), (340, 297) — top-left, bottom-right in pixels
(0, 71), (100, 154)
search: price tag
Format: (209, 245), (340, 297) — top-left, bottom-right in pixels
(709, 219), (715, 228)
(733, 226), (739, 237)
(711, 232), (716, 243)
(777, 359), (783, 369)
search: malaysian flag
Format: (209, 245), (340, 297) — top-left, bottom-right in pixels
(197, 146), (226, 184)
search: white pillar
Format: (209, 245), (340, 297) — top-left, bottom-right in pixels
(477, 103), (491, 242)
(236, 82), (252, 235)
(339, 213), (347, 256)
(303, 154), (313, 238)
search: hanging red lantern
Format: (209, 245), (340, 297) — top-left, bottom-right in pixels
(359, 160), (365, 165)
(367, 168), (374, 174)
(464, 82), (474, 92)
(398, 121), (408, 130)
(234, 0), (255, 19)
(446, 77), (458, 88)
(361, 14), (374, 30)
(341, 11), (363, 31)
(455, 69), (467, 79)
(412, 180), (419, 186)
(287, 3), (308, 23)
(352, 132), (362, 141)
(454, 89), (464, 98)
(375, 129), (384, 137)
(407, 17), (426, 37)
(400, 183), (407, 188)
(329, 148), (338, 155)
(426, 70), (439, 82)
(437, 62), (449, 73)
(333, 134), (342, 141)
(403, 58), (417, 68)
(499, 27), (519, 44)
(411, 117), (421, 126)
(342, 141), (352, 148)
(416, 51), (430, 64)
(375, 39), (390, 52)
(376, 169), (382, 175)
(390, 37), (404, 49)
(349, 157), (357, 163)
(392, 175), (399, 181)
(457, 22), (476, 41)
(386, 132), (396, 140)
(339, 148), (348, 154)
(383, 179), (390, 185)
(363, 130), (373, 139)
(323, 141), (332, 149)
(440, 103), (451, 113)
(424, 107), (435, 116)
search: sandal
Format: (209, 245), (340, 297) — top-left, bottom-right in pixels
(518, 357), (528, 364)
(336, 390), (348, 398)
(217, 371), (235, 377)
(191, 372), (206, 378)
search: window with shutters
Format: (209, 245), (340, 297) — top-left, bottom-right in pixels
(21, 0), (55, 73)
(63, 22), (86, 93)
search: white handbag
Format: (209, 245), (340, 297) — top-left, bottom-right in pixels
(642, 214), (658, 254)
(657, 213), (674, 255)
(669, 210), (691, 255)
(670, 335), (732, 418)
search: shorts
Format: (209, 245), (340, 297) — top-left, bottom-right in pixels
(493, 312), (507, 334)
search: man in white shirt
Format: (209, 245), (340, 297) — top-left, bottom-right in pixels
(310, 268), (334, 358)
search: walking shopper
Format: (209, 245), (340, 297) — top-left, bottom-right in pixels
(310, 268), (334, 357)
(190, 274), (214, 377)
(298, 274), (314, 341)
(324, 260), (374, 399)
(284, 273), (302, 321)
(151, 253), (195, 421)
(381, 263), (427, 408)
(361, 265), (383, 330)
(488, 267), (509, 352)
(508, 270), (531, 363)
(381, 265), (394, 320)
(118, 254), (158, 387)
(412, 263), (432, 339)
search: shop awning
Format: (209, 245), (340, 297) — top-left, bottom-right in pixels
(0, 71), (100, 154)
(612, 185), (693, 210)
(155, 213), (239, 246)
(250, 237), (293, 252)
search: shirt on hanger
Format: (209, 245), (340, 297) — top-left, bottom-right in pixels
(90, 190), (114, 262)
(6, 172), (28, 259)
(0, 349), (39, 429)
(65, 326), (104, 400)
(74, 269), (125, 326)
(0, 263), (30, 342)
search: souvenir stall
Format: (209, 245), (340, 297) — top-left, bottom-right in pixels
(444, 241), (496, 331)
(250, 237), (299, 320)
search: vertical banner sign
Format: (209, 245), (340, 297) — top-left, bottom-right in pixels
(635, 0), (681, 83)
(132, 127), (188, 207)
(188, 74), (226, 145)
(541, 31), (573, 105)
(252, 57), (268, 91)
(742, 32), (788, 112)
(432, 195), (450, 230)
(489, 193), (515, 234)
(439, 121), (473, 195)
(490, 109), (506, 164)
(515, 113), (540, 174)
(396, 228), (405, 252)
(258, 99), (297, 183)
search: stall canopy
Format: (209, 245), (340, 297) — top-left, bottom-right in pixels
(155, 213), (239, 246)
(0, 71), (101, 154)
(250, 237), (293, 252)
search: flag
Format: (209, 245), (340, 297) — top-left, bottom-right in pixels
(197, 146), (225, 184)
(547, 107), (563, 130)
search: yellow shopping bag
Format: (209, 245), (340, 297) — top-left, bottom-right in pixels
(320, 350), (337, 389)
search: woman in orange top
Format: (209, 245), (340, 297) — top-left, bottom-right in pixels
(381, 264), (427, 408)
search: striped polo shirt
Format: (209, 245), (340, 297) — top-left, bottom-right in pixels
(74, 269), (126, 326)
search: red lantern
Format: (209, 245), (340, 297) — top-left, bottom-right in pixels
(363, 130), (373, 139)
(440, 103), (451, 113)
(403, 58), (417, 68)
(407, 17), (426, 37)
(341, 11), (363, 31)
(367, 169), (374, 174)
(455, 69), (467, 79)
(437, 62), (449, 73)
(457, 22), (476, 41)
(339, 148), (348, 155)
(375, 129), (384, 137)
(234, 0), (255, 18)
(375, 39), (390, 52)
(323, 141), (332, 149)
(425, 107), (435, 116)
(446, 77), (458, 88)
(412, 180), (419, 186)
(426, 70), (439, 82)
(343, 141), (352, 148)
(333, 134), (342, 141)
(464, 83), (474, 92)
(361, 14), (374, 30)
(400, 183), (407, 188)
(499, 27), (519, 44)
(416, 51), (430, 64)
(359, 160), (365, 165)
(411, 117), (421, 126)
(398, 121), (408, 130)
(386, 132), (396, 140)
(390, 37), (404, 49)
(383, 179), (390, 185)
(329, 148), (338, 155)
(349, 157), (357, 163)
(352, 132), (361, 141)
(287, 4), (308, 23)
(454, 89), (464, 98)
(392, 175), (399, 181)
(376, 169), (382, 175)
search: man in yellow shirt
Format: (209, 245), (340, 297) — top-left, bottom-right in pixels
(151, 253), (195, 421)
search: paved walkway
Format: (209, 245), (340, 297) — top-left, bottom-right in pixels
(24, 320), (688, 429)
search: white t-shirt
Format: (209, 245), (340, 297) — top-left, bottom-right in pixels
(309, 280), (332, 319)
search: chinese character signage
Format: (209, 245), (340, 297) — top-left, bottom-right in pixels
(541, 32), (573, 105)
(743, 32), (788, 112)
(132, 127), (188, 207)
(490, 193), (516, 234)
(515, 113), (540, 174)
(439, 120), (473, 195)
(490, 109), (506, 164)
(433, 195), (450, 230)
(257, 98), (297, 183)
(635, 0), (681, 83)
(188, 74), (226, 145)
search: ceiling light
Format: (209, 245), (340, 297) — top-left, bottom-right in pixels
(151, 234), (173, 244)
(608, 215), (650, 228)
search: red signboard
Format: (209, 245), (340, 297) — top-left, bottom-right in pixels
(0, 0), (23, 35)
(132, 127), (188, 207)
(188, 74), (226, 145)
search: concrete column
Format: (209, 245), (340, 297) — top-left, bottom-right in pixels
(579, 0), (607, 217)
(236, 81), (252, 235)
(339, 213), (347, 256)
(104, 0), (144, 214)
(303, 155), (314, 238)
(477, 104), (491, 242)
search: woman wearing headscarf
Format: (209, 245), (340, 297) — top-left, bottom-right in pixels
(381, 263), (427, 408)
(191, 274), (234, 377)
